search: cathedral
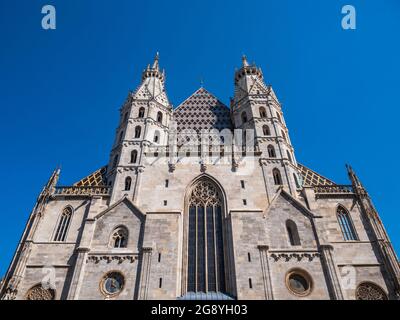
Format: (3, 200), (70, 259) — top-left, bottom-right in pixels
(1, 55), (399, 300)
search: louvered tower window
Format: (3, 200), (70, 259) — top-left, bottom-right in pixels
(263, 125), (270, 136)
(267, 145), (276, 158)
(273, 168), (283, 185)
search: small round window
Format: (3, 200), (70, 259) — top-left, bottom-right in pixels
(100, 271), (125, 297)
(286, 269), (312, 297)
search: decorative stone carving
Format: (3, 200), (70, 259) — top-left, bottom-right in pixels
(2, 286), (17, 300)
(356, 282), (388, 300)
(259, 158), (268, 166)
(86, 255), (137, 264)
(54, 186), (110, 196)
(168, 162), (176, 172)
(135, 167), (144, 174)
(270, 252), (321, 262)
(189, 179), (222, 206)
(200, 161), (207, 173)
(25, 284), (55, 300)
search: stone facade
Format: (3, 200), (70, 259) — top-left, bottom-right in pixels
(1, 55), (399, 300)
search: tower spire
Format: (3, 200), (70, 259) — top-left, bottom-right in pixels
(346, 164), (367, 196)
(152, 52), (160, 70)
(141, 52), (164, 83)
(234, 55), (263, 85)
(242, 55), (249, 67)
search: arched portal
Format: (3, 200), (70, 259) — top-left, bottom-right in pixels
(183, 177), (227, 295)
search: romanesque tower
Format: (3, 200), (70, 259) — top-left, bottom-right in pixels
(231, 56), (301, 201)
(107, 53), (173, 203)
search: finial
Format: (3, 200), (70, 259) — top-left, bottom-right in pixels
(152, 52), (160, 70)
(345, 164), (353, 174)
(346, 164), (363, 189)
(242, 55), (249, 67)
(200, 77), (204, 88)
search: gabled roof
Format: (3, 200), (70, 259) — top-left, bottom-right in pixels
(173, 87), (232, 132)
(94, 196), (145, 220)
(297, 163), (336, 186)
(263, 187), (318, 219)
(73, 166), (107, 187)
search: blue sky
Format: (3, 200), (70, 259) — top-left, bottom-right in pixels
(0, 0), (399, 276)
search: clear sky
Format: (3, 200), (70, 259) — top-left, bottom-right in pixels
(0, 0), (399, 276)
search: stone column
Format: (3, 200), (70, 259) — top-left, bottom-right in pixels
(66, 248), (90, 300)
(320, 244), (344, 300)
(257, 245), (273, 300)
(66, 195), (102, 299)
(138, 247), (153, 300)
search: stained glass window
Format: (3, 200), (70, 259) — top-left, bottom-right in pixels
(54, 207), (73, 242)
(337, 206), (358, 241)
(187, 179), (226, 293)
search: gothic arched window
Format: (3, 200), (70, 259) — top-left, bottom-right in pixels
(241, 112), (248, 123)
(263, 125), (270, 136)
(276, 112), (282, 123)
(154, 130), (160, 143)
(267, 145), (276, 158)
(286, 219), (301, 246)
(111, 226), (128, 248)
(123, 112), (128, 122)
(134, 126), (141, 138)
(131, 150), (138, 163)
(119, 131), (124, 142)
(138, 107), (145, 118)
(54, 206), (73, 242)
(187, 178), (226, 293)
(124, 177), (132, 191)
(157, 111), (163, 123)
(273, 168), (283, 185)
(259, 107), (267, 118)
(337, 206), (358, 241)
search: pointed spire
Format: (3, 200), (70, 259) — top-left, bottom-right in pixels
(152, 52), (160, 70)
(346, 164), (362, 188)
(142, 52), (164, 83)
(235, 55), (263, 85)
(242, 55), (249, 67)
(36, 167), (60, 206)
(346, 164), (369, 198)
(45, 167), (60, 190)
